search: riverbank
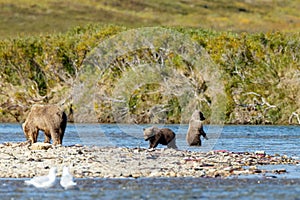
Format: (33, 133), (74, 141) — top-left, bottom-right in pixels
(0, 142), (298, 179)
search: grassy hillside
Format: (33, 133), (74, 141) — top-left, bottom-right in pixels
(1, 0), (300, 38)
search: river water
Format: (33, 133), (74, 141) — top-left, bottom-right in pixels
(0, 123), (299, 199)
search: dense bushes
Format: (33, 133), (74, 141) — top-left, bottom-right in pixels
(0, 24), (299, 124)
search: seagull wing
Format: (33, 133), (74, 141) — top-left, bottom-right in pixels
(25, 175), (53, 188)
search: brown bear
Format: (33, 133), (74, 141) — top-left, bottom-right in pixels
(186, 110), (208, 146)
(143, 126), (177, 149)
(22, 104), (67, 145)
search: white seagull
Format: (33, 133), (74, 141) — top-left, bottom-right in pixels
(25, 167), (57, 188)
(60, 166), (77, 190)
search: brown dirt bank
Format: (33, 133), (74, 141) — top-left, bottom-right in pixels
(0, 142), (298, 179)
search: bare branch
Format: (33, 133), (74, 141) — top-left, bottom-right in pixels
(289, 112), (300, 124)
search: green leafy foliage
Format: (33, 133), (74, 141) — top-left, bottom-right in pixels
(0, 24), (299, 124)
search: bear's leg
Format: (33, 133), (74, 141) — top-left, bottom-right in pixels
(52, 136), (60, 145)
(57, 130), (63, 145)
(31, 129), (39, 143)
(27, 132), (35, 144)
(167, 138), (178, 149)
(190, 135), (202, 146)
(44, 131), (51, 143)
(148, 136), (160, 149)
(59, 129), (65, 145)
(50, 129), (61, 145)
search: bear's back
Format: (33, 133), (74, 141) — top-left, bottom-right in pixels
(30, 104), (63, 116)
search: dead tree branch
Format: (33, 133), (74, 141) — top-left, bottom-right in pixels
(289, 112), (300, 125)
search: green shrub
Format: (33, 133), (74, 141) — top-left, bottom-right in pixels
(0, 24), (299, 124)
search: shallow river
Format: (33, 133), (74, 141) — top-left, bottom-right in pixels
(0, 123), (299, 199)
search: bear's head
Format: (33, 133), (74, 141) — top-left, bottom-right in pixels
(22, 122), (38, 143)
(22, 122), (29, 140)
(199, 111), (206, 121)
(143, 126), (159, 141)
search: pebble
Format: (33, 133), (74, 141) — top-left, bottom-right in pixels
(30, 142), (52, 150)
(0, 142), (298, 178)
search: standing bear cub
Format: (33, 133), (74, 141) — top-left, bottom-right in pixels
(143, 126), (178, 149)
(22, 104), (67, 145)
(186, 110), (208, 146)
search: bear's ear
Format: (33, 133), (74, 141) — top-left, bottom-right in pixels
(199, 112), (206, 121)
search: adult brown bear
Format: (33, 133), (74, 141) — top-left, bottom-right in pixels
(186, 110), (208, 146)
(22, 104), (67, 145)
(143, 126), (178, 149)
